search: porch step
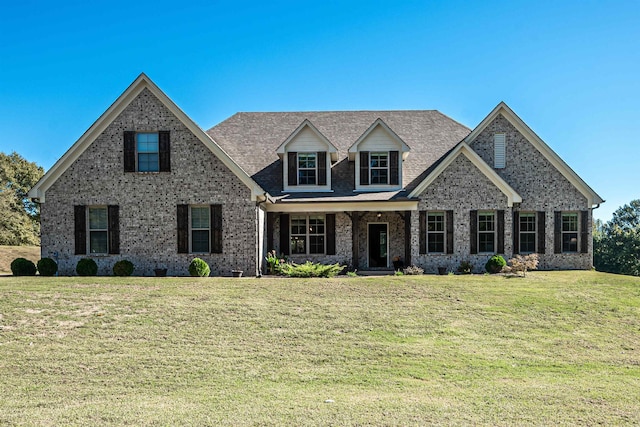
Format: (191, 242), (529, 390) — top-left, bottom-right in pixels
(357, 270), (395, 276)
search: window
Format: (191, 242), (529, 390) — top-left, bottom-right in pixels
(519, 213), (536, 253)
(370, 152), (389, 184)
(494, 133), (505, 169)
(562, 213), (578, 252)
(88, 207), (108, 254)
(137, 133), (159, 172)
(290, 215), (325, 255)
(478, 212), (495, 253)
(297, 153), (317, 185)
(191, 206), (210, 253)
(427, 212), (445, 253)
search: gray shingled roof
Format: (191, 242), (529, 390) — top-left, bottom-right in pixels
(206, 111), (471, 202)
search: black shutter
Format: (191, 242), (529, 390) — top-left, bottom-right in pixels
(537, 211), (546, 254)
(124, 131), (136, 172)
(287, 152), (297, 186)
(404, 211), (412, 265)
(419, 211), (426, 254)
(211, 205), (222, 253)
(554, 211), (562, 254)
(159, 131), (170, 172)
(390, 150), (399, 186)
(108, 205), (120, 255)
(470, 210), (478, 255)
(177, 205), (189, 253)
(580, 210), (589, 254)
(359, 151), (369, 185)
(497, 210), (505, 254)
(266, 212), (276, 252)
(326, 213), (336, 255)
(74, 205), (86, 255)
(280, 214), (290, 255)
(317, 152), (327, 186)
(446, 210), (454, 254)
(513, 211), (520, 255)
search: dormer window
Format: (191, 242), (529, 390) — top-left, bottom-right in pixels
(297, 153), (317, 185)
(370, 152), (389, 184)
(359, 151), (399, 187)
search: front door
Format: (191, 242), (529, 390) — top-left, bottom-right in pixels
(368, 223), (388, 268)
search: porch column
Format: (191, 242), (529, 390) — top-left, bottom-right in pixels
(404, 211), (411, 267)
(351, 212), (359, 270)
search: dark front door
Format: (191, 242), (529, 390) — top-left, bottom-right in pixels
(368, 223), (388, 268)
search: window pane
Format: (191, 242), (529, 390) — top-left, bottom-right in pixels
(427, 233), (444, 253)
(520, 213), (536, 232)
(371, 169), (388, 184)
(291, 217), (306, 235)
(291, 236), (306, 254)
(137, 133), (158, 149)
(138, 153), (159, 172)
(90, 231), (108, 254)
(520, 233), (536, 253)
(298, 153), (316, 169)
(562, 232), (578, 252)
(479, 213), (495, 232)
(309, 216), (325, 235)
(191, 207), (210, 229)
(309, 235), (325, 254)
(479, 233), (495, 253)
(192, 230), (210, 252)
(89, 207), (107, 229)
(428, 213), (444, 232)
(562, 214), (578, 232)
(298, 169), (316, 185)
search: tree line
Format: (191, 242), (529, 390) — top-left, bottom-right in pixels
(594, 200), (640, 276)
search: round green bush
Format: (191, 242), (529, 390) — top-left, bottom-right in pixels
(485, 255), (507, 274)
(37, 258), (58, 276)
(10, 258), (37, 276)
(76, 258), (98, 276)
(113, 260), (134, 277)
(188, 258), (210, 277)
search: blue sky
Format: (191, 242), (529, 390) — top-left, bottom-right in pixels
(1, 0), (638, 221)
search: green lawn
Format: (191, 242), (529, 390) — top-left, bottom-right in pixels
(1, 271), (638, 426)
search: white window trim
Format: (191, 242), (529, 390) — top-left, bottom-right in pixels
(283, 152), (332, 193)
(354, 151), (403, 192)
(297, 152), (318, 186)
(190, 205), (211, 254)
(290, 214), (326, 255)
(494, 133), (506, 169)
(136, 132), (160, 173)
(88, 205), (108, 255)
(561, 212), (579, 253)
(519, 212), (536, 254)
(426, 211), (446, 254)
(478, 211), (496, 254)
(370, 152), (389, 185)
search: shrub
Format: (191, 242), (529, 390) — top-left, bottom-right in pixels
(278, 261), (344, 278)
(37, 258), (58, 276)
(457, 260), (473, 274)
(403, 265), (424, 275)
(10, 258), (37, 276)
(76, 258), (98, 276)
(485, 255), (507, 274)
(113, 260), (134, 277)
(505, 254), (539, 277)
(394, 270), (404, 276)
(346, 271), (358, 277)
(189, 258), (210, 277)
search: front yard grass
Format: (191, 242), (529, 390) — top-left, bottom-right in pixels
(0, 271), (638, 425)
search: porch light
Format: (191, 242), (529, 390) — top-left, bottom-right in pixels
(377, 212), (382, 219)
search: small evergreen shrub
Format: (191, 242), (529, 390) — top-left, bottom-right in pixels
(394, 270), (404, 276)
(485, 255), (507, 274)
(76, 258), (98, 276)
(189, 258), (210, 277)
(278, 261), (344, 278)
(403, 265), (424, 275)
(113, 260), (134, 277)
(10, 258), (37, 276)
(457, 260), (473, 274)
(37, 258), (58, 276)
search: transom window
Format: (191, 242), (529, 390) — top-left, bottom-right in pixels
(137, 133), (159, 172)
(291, 215), (325, 255)
(519, 213), (536, 253)
(478, 212), (495, 253)
(191, 206), (210, 253)
(88, 207), (108, 254)
(370, 152), (389, 184)
(427, 212), (445, 253)
(562, 213), (578, 253)
(297, 153), (317, 185)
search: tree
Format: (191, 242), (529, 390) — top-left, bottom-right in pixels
(0, 152), (44, 245)
(594, 200), (640, 276)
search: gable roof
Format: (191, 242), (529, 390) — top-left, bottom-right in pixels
(408, 142), (523, 206)
(465, 102), (604, 206)
(28, 74), (267, 202)
(207, 110), (471, 200)
(347, 118), (411, 161)
(275, 119), (339, 162)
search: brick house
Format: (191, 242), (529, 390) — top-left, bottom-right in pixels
(29, 74), (604, 276)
